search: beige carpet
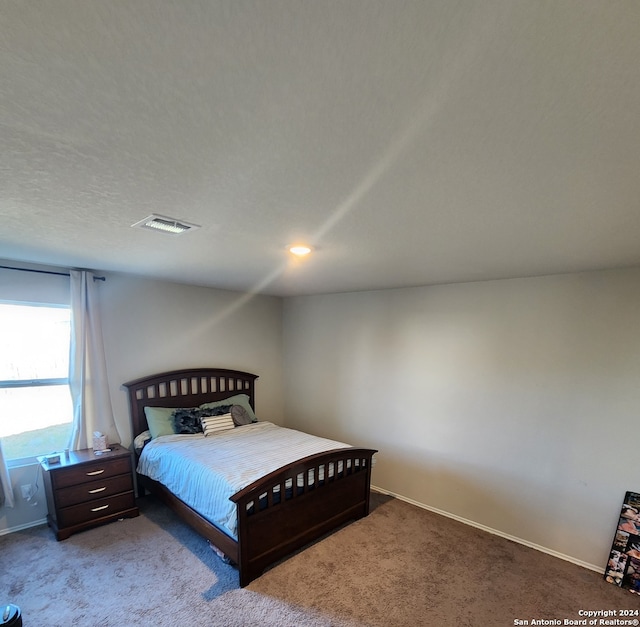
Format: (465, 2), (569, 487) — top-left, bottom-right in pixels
(1, 493), (638, 626)
(250, 495), (640, 625)
(1, 495), (339, 627)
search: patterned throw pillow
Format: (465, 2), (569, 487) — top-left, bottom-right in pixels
(171, 408), (204, 434)
(201, 413), (235, 437)
(200, 404), (232, 418)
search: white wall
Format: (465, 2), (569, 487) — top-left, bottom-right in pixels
(99, 273), (284, 446)
(282, 267), (640, 570)
(0, 461), (48, 535)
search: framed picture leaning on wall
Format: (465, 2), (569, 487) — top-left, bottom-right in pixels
(605, 491), (640, 593)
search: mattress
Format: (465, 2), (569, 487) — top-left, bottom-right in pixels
(137, 421), (351, 539)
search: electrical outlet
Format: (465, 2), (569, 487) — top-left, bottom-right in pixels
(20, 484), (32, 500)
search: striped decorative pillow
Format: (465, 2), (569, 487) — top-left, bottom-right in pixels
(201, 413), (235, 437)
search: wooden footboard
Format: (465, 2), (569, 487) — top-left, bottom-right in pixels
(231, 447), (377, 586)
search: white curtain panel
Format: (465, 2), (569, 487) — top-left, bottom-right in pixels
(68, 270), (120, 451)
(0, 440), (14, 508)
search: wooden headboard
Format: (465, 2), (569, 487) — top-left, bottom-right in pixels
(123, 368), (258, 439)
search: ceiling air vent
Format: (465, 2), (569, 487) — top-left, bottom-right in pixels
(132, 214), (201, 235)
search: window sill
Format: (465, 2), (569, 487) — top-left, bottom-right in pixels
(7, 456), (41, 469)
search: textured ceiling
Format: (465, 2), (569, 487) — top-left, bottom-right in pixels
(1, 1), (639, 296)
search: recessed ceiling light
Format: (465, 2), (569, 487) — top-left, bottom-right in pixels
(288, 245), (313, 256)
(132, 214), (201, 235)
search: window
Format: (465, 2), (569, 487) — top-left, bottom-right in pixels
(0, 303), (73, 461)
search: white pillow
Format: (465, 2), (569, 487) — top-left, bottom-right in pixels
(201, 413), (234, 437)
(134, 430), (152, 452)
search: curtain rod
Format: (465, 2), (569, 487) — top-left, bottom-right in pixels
(0, 265), (106, 281)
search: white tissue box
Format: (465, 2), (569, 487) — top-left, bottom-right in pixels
(92, 434), (108, 451)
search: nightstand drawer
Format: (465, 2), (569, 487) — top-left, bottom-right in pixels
(52, 457), (132, 489)
(57, 491), (136, 528)
(55, 473), (134, 508)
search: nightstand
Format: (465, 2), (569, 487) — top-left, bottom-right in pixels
(39, 443), (139, 540)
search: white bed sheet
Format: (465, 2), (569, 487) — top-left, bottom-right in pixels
(136, 421), (350, 539)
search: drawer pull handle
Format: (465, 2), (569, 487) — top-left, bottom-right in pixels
(86, 469), (105, 476)
(90, 504), (110, 512)
(88, 487), (106, 494)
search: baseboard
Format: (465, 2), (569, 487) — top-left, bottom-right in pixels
(0, 518), (47, 537)
(370, 485), (603, 574)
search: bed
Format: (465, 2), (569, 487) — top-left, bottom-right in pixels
(124, 367), (377, 586)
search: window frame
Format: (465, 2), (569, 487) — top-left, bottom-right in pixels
(0, 377), (68, 389)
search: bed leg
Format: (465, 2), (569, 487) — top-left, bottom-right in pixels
(135, 474), (147, 498)
(239, 569), (255, 588)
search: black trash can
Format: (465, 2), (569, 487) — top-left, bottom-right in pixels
(1, 605), (22, 627)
